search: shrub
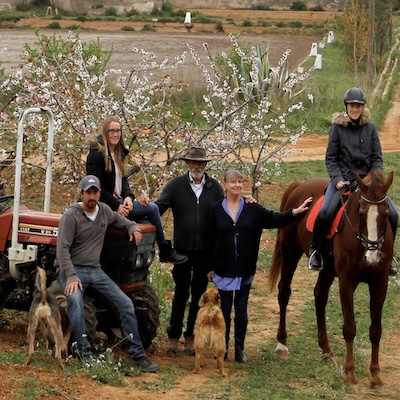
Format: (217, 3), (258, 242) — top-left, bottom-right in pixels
(126, 9), (139, 17)
(242, 20), (253, 27)
(289, 20), (303, 28)
(258, 19), (271, 27)
(47, 21), (61, 29)
(142, 24), (156, 32)
(215, 21), (224, 32)
(105, 7), (118, 16)
(251, 4), (271, 10)
(162, 0), (174, 13)
(121, 25), (135, 31)
(291, 1), (307, 11)
(66, 24), (82, 30)
(311, 5), (324, 11)
(16, 4), (30, 11)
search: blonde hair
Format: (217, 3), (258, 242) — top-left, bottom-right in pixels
(100, 115), (127, 175)
(223, 169), (243, 182)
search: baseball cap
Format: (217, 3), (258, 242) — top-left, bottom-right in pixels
(80, 175), (101, 191)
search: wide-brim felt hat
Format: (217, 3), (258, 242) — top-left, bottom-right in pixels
(180, 147), (211, 162)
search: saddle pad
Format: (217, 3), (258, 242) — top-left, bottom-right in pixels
(306, 196), (347, 239)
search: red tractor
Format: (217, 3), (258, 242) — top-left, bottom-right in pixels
(0, 108), (160, 348)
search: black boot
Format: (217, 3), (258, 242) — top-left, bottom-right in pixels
(159, 240), (188, 264)
(308, 213), (326, 271)
(234, 319), (248, 363)
(224, 318), (231, 360)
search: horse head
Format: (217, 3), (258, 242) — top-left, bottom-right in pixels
(355, 170), (394, 264)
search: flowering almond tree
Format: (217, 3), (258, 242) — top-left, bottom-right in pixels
(0, 31), (313, 202)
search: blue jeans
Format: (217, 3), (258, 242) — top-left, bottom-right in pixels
(127, 200), (166, 246)
(320, 180), (337, 218)
(57, 266), (145, 359)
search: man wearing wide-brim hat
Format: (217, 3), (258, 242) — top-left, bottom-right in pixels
(180, 147), (212, 162)
(155, 146), (224, 355)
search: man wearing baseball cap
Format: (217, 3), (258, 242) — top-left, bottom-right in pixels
(55, 175), (159, 372)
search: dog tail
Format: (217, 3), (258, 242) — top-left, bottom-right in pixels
(36, 267), (48, 305)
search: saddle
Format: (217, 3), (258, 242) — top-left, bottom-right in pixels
(306, 192), (350, 238)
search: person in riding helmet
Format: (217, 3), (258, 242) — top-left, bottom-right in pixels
(308, 87), (398, 275)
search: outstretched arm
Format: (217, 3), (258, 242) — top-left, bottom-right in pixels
(292, 196), (313, 216)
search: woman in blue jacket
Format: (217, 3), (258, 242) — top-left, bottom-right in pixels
(207, 169), (311, 363)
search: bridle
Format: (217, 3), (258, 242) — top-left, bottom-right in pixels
(357, 194), (389, 252)
(342, 189), (389, 252)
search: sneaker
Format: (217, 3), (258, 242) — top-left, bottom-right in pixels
(184, 336), (195, 356)
(167, 338), (179, 353)
(131, 356), (159, 373)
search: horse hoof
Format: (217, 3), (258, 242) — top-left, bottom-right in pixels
(274, 343), (289, 360)
(321, 352), (332, 360)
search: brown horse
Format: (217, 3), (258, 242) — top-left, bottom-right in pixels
(269, 170), (394, 388)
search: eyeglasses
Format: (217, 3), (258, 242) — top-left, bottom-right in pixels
(108, 129), (121, 135)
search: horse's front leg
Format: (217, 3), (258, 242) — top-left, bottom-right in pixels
(368, 276), (388, 388)
(338, 278), (358, 385)
(314, 266), (335, 357)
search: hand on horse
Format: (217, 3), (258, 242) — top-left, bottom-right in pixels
(292, 196), (313, 216)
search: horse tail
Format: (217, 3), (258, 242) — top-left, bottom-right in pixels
(269, 181), (301, 291)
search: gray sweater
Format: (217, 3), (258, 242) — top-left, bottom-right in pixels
(55, 202), (140, 284)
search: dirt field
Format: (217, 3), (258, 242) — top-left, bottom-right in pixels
(1, 11), (400, 399)
(0, 28), (323, 87)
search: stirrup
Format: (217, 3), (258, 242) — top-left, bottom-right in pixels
(308, 250), (323, 271)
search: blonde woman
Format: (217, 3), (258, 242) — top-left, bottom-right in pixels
(207, 169), (311, 363)
(86, 116), (187, 264)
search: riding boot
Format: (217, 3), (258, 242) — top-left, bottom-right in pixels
(234, 319), (248, 363)
(388, 201), (398, 276)
(308, 213), (326, 271)
(224, 318), (231, 360)
(158, 240), (188, 264)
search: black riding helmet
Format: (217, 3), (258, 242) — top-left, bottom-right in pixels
(343, 87), (366, 106)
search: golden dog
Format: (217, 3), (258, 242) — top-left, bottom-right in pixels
(193, 286), (227, 376)
(25, 267), (70, 369)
